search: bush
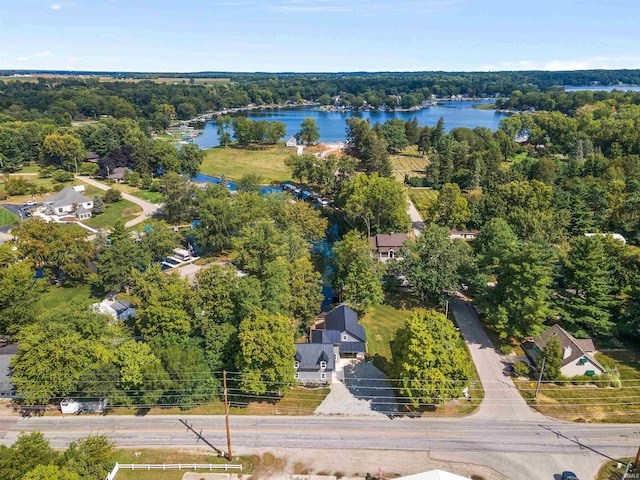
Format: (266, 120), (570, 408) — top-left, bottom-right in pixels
(499, 344), (513, 355)
(140, 173), (152, 189)
(0, 192), (7, 200)
(52, 183), (65, 192)
(405, 176), (428, 187)
(103, 188), (122, 203)
(127, 171), (140, 187)
(513, 361), (530, 377)
(5, 177), (33, 195)
(79, 162), (99, 176)
(39, 166), (56, 178)
(51, 169), (74, 183)
(149, 180), (162, 192)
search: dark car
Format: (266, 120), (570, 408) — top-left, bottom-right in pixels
(561, 472), (578, 480)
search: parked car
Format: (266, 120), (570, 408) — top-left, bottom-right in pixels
(22, 200), (37, 206)
(561, 472), (579, 480)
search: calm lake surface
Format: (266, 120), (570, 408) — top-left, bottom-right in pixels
(193, 100), (509, 149)
(565, 85), (640, 92)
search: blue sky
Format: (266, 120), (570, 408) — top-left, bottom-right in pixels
(2, 0), (640, 72)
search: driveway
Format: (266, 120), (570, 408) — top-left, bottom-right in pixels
(75, 176), (158, 228)
(315, 360), (398, 416)
(450, 296), (542, 422)
(406, 198), (424, 236)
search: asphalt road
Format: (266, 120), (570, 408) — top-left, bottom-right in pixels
(0, 415), (637, 479)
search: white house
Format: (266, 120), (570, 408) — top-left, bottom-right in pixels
(449, 229), (479, 240)
(44, 187), (93, 218)
(524, 324), (606, 378)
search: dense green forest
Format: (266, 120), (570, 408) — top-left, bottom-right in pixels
(2, 70), (640, 409)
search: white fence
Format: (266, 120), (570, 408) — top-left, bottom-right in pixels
(105, 462), (243, 479)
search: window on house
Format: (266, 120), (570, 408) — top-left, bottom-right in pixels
(320, 373), (326, 380)
(320, 361), (327, 370)
(294, 361), (300, 369)
(342, 334), (348, 341)
(294, 372), (299, 380)
(389, 250), (394, 258)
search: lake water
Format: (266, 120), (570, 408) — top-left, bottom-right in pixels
(193, 100), (509, 149)
(565, 85), (640, 92)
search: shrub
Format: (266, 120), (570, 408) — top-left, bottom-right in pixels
(79, 162), (99, 176)
(127, 171), (140, 187)
(103, 188), (122, 203)
(140, 173), (152, 190)
(39, 166), (56, 178)
(5, 177), (33, 195)
(149, 180), (162, 192)
(499, 344), (513, 355)
(513, 361), (530, 377)
(51, 169), (74, 183)
(52, 183), (65, 192)
(0, 192), (7, 200)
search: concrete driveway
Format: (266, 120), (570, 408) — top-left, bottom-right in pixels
(450, 296), (542, 422)
(315, 359), (398, 416)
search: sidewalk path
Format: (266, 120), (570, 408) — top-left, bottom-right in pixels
(75, 176), (158, 228)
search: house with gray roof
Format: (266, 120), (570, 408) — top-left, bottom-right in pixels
(368, 233), (407, 261)
(294, 305), (367, 385)
(523, 324), (606, 378)
(294, 343), (335, 384)
(44, 187), (93, 218)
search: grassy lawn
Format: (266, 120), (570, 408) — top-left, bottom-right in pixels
(514, 350), (640, 422)
(408, 188), (438, 221)
(131, 190), (163, 203)
(360, 291), (482, 416)
(201, 145), (293, 183)
(107, 387), (329, 417)
(111, 448), (250, 480)
(84, 199), (141, 229)
(391, 146), (427, 182)
(36, 283), (102, 313)
(596, 458), (634, 480)
(0, 206), (18, 227)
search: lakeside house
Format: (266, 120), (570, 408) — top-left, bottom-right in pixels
(368, 233), (407, 262)
(523, 324), (606, 378)
(44, 187), (93, 218)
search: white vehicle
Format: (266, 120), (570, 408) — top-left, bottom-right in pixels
(22, 200), (37, 206)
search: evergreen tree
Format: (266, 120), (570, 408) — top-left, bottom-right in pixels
(560, 235), (617, 335)
(92, 195), (105, 214)
(541, 335), (563, 380)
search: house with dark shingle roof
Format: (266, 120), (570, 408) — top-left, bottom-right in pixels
(294, 305), (367, 384)
(368, 233), (407, 262)
(523, 324), (606, 378)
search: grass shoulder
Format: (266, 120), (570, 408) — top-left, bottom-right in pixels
(514, 349), (640, 423)
(596, 458), (634, 480)
(0, 206), (19, 227)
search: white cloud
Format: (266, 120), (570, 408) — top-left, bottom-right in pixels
(36, 51), (54, 57)
(50, 3), (62, 9)
(478, 56), (640, 71)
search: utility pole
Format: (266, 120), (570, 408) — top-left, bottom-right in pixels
(535, 356), (546, 398)
(633, 444), (640, 469)
(223, 370), (232, 461)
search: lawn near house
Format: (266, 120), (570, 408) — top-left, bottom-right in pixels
(106, 387), (330, 417)
(360, 292), (483, 416)
(514, 349), (640, 423)
(201, 145), (293, 183)
(0, 206), (18, 227)
(35, 283), (102, 314)
(84, 199), (141, 229)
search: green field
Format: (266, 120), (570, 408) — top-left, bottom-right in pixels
(130, 190), (163, 203)
(515, 350), (640, 422)
(0, 206), (18, 227)
(201, 146), (293, 183)
(84, 199), (141, 229)
(36, 283), (102, 313)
